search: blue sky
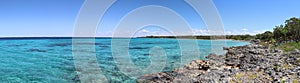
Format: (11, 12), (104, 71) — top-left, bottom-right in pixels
(0, 0), (299, 37)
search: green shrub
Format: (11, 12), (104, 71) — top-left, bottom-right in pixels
(277, 42), (300, 52)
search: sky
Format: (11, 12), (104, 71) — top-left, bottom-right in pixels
(0, 0), (300, 37)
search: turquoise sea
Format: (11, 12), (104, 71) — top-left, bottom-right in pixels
(0, 38), (249, 82)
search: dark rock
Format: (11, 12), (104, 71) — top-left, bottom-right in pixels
(72, 75), (80, 82)
(47, 43), (71, 47)
(250, 39), (260, 44)
(205, 53), (218, 59)
(223, 47), (229, 50)
(227, 49), (236, 55)
(27, 48), (47, 52)
(129, 47), (149, 49)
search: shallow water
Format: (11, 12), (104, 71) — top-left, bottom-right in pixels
(0, 38), (249, 82)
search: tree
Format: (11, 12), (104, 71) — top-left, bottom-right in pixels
(270, 17), (300, 44)
(256, 31), (273, 42)
(285, 17), (300, 42)
(273, 25), (288, 43)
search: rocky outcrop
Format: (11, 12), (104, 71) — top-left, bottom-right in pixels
(137, 43), (300, 83)
(250, 39), (260, 44)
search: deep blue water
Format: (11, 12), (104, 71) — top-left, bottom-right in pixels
(0, 38), (249, 82)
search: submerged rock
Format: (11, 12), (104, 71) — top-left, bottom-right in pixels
(27, 48), (47, 52)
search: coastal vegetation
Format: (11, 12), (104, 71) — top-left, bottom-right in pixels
(276, 42), (300, 52)
(141, 35), (255, 40)
(256, 17), (300, 43)
(256, 17), (300, 51)
(137, 17), (300, 82)
(143, 17), (300, 51)
(226, 34), (253, 41)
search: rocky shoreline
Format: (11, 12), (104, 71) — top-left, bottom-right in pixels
(137, 42), (300, 82)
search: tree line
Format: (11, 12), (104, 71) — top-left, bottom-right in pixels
(142, 17), (300, 43)
(256, 17), (300, 44)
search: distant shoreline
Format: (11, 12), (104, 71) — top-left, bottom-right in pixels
(0, 37), (130, 40)
(0, 35), (252, 42)
(139, 35), (253, 41)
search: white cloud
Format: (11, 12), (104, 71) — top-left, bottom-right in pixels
(133, 29), (173, 37)
(96, 31), (112, 37)
(224, 29), (268, 35)
(192, 28), (210, 35)
(242, 28), (248, 31)
(140, 29), (150, 33)
(95, 28), (269, 37)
